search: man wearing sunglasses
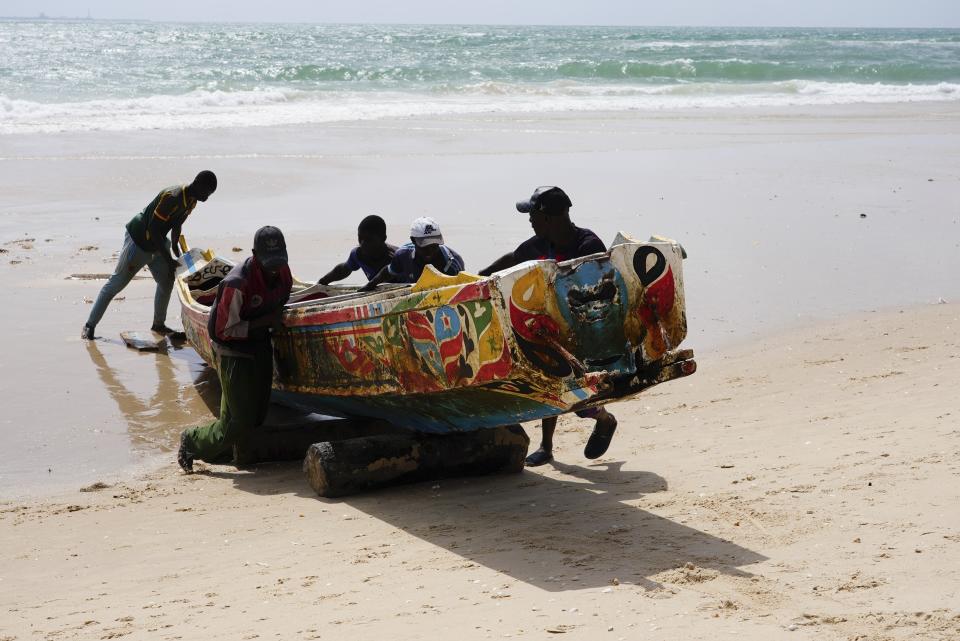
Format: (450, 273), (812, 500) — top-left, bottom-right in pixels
(478, 186), (618, 466)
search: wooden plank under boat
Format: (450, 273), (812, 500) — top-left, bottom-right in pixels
(175, 233), (696, 433)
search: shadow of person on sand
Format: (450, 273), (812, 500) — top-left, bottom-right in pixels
(85, 339), (221, 451)
(548, 459), (668, 490)
(220, 452), (766, 592)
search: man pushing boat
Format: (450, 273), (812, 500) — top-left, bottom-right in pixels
(317, 214), (397, 286)
(81, 171), (218, 340)
(359, 216), (465, 291)
(479, 186), (618, 466)
(177, 226), (292, 472)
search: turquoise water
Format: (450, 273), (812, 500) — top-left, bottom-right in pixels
(1, 22), (959, 133)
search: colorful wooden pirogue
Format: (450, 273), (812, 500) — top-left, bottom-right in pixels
(175, 233), (696, 433)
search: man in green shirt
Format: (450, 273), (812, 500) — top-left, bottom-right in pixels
(81, 171), (217, 339)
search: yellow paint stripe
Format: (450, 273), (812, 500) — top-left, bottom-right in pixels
(153, 192), (172, 221)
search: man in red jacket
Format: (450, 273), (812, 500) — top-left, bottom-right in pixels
(178, 226), (292, 472)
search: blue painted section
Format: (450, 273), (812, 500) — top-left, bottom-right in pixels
(271, 386), (573, 433)
(433, 305), (461, 341)
(569, 386), (590, 401)
(552, 261), (635, 376)
(286, 318), (381, 334)
(181, 250), (197, 273)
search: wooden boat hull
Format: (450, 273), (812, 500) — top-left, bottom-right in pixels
(177, 234), (695, 432)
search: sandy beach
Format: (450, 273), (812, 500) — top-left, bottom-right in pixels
(3, 303), (959, 640)
(1, 103), (959, 639)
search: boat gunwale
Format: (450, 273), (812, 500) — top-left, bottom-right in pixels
(176, 240), (670, 319)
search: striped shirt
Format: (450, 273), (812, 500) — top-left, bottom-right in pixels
(208, 256), (292, 356)
(126, 185), (196, 252)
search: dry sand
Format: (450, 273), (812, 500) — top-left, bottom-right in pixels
(1, 104), (960, 638)
(2, 303), (959, 640)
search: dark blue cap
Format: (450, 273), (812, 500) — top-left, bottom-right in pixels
(516, 186), (573, 215)
(253, 226), (288, 269)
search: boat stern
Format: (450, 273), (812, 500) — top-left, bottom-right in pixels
(492, 235), (690, 410)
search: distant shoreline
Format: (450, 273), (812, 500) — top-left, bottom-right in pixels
(1, 18), (958, 28)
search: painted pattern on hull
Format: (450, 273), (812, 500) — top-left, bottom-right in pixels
(177, 236), (692, 432)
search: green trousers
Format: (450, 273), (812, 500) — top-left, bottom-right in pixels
(183, 341), (273, 465)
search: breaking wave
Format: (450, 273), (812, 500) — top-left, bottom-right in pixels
(2, 81), (958, 134)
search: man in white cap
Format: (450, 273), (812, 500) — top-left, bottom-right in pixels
(359, 216), (464, 291)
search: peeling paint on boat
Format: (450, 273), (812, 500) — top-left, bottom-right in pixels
(176, 233), (695, 432)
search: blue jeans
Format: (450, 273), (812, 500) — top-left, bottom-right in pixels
(86, 232), (174, 328)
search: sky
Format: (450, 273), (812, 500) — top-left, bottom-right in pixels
(3, 0), (959, 28)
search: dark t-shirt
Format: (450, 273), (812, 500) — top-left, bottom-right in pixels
(387, 243), (465, 283)
(513, 226), (606, 263)
(126, 185), (196, 252)
(346, 244), (396, 280)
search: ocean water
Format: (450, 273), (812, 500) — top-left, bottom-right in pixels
(1, 22), (959, 133)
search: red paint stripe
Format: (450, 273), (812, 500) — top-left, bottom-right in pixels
(448, 282), (490, 305)
(294, 307), (363, 326)
(438, 333), (464, 360)
(318, 326), (382, 337)
(405, 312), (435, 341)
(509, 299), (560, 342)
(649, 265), (676, 316)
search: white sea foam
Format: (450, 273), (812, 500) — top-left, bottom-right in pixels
(1, 82), (959, 135)
(631, 39), (798, 50)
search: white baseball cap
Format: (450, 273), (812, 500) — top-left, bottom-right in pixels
(410, 216), (444, 247)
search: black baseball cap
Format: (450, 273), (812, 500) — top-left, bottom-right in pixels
(516, 186), (572, 215)
(253, 226), (288, 269)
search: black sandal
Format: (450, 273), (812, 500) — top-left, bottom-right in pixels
(583, 415), (618, 459)
(525, 447), (554, 467)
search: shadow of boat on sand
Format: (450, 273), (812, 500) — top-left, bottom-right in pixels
(219, 457), (766, 592)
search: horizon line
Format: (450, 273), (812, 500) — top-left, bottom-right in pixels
(1, 16), (959, 29)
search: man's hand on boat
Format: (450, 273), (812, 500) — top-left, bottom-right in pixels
(249, 308), (285, 333)
(357, 265), (391, 292)
(167, 227), (183, 267)
(164, 253), (179, 272)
